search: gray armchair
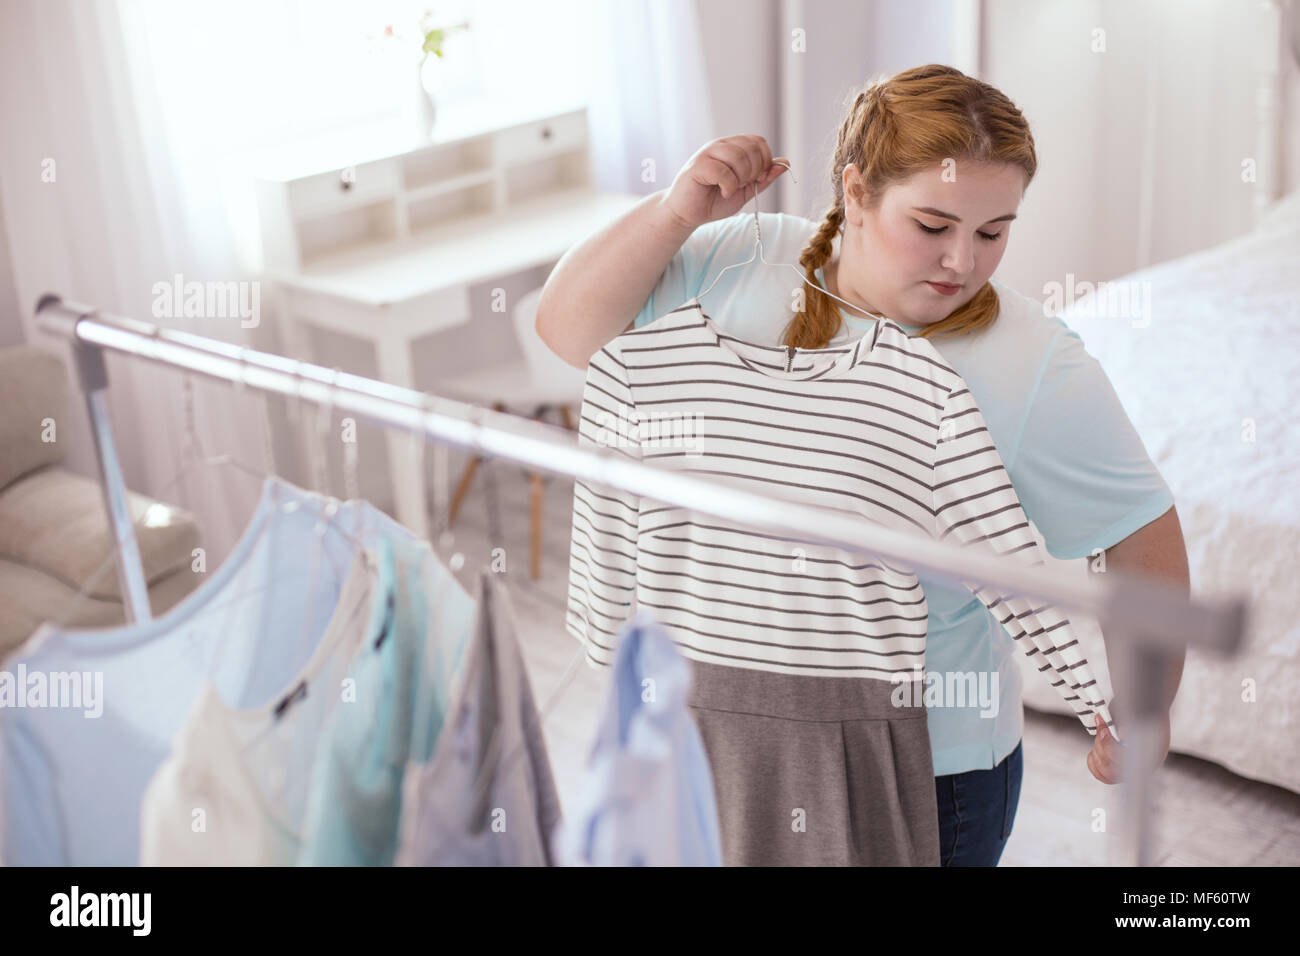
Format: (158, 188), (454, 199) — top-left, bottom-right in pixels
(0, 344), (203, 656)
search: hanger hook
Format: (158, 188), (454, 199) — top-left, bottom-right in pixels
(335, 366), (360, 501)
(316, 366), (339, 501)
(421, 393), (455, 553)
(468, 401), (487, 459)
(746, 160), (795, 248)
(232, 345), (247, 398)
(330, 365), (343, 403)
(293, 357), (307, 406)
(144, 317), (163, 359)
(181, 375), (201, 464)
(149, 323), (200, 463)
(293, 358), (327, 495)
(241, 346), (278, 477)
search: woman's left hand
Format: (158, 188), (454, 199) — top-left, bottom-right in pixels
(1085, 705), (1171, 784)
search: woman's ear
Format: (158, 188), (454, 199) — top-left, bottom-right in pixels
(842, 164), (866, 224)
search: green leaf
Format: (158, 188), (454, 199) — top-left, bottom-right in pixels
(421, 27), (445, 56)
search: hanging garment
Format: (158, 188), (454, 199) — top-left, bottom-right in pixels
(567, 297), (1115, 730)
(395, 570), (562, 866)
(685, 657), (936, 865)
(296, 534), (475, 866)
(138, 542), (389, 865)
(631, 212), (1174, 775)
(0, 477), (413, 866)
(565, 298), (1117, 865)
(553, 610), (723, 867)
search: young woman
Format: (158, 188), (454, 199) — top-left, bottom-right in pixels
(537, 64), (1188, 866)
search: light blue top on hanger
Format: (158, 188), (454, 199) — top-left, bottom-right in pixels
(296, 531), (475, 866)
(0, 477), (414, 865)
(555, 611), (724, 867)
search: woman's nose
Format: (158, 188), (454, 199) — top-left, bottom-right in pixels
(941, 238), (975, 275)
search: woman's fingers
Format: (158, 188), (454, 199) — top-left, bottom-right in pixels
(671, 136), (788, 227)
(705, 141), (750, 198)
(739, 136), (769, 187)
(1087, 741), (1117, 784)
(698, 155), (742, 199)
(760, 155), (791, 189)
(1088, 714), (1126, 783)
(710, 137), (780, 198)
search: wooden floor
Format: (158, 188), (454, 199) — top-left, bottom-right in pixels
(433, 453), (1300, 867)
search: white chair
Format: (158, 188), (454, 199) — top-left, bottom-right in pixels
(432, 286), (588, 579)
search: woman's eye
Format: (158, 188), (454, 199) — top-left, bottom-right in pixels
(916, 222), (1002, 241)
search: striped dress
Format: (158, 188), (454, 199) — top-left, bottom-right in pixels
(566, 296), (1115, 866)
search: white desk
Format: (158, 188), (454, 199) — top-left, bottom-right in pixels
(269, 187), (639, 541)
(248, 103), (640, 540)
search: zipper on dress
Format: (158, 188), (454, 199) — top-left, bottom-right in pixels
(785, 346), (796, 372)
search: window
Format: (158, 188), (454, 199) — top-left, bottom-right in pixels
(127, 0), (596, 151)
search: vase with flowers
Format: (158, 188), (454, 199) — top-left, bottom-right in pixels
(375, 9), (470, 137)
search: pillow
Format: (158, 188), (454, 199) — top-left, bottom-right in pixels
(0, 346), (68, 491)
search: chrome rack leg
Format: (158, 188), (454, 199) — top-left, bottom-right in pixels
(1107, 629), (1170, 867)
(74, 342), (152, 624)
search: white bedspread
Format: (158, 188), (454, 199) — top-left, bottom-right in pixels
(1014, 190), (1300, 794)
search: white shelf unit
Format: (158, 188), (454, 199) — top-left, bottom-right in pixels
(246, 104), (632, 543)
(253, 106), (592, 273)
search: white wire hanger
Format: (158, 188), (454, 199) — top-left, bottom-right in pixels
(46, 343), (347, 631)
(696, 160), (889, 324)
(172, 352), (374, 694)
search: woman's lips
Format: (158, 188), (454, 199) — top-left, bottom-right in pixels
(926, 281), (961, 295)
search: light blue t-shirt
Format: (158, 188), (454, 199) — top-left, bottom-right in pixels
(0, 477), (423, 865)
(297, 533), (474, 866)
(554, 610), (724, 866)
(632, 211), (1174, 775)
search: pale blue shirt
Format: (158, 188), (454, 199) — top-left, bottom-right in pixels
(554, 611), (724, 866)
(632, 211), (1174, 775)
(297, 531), (475, 866)
(0, 477), (421, 865)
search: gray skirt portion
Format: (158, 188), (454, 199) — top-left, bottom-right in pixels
(686, 660), (940, 867)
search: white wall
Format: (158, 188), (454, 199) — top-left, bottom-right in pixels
(978, 0), (1298, 295)
(693, 0), (1299, 299)
(787, 0), (958, 219)
(697, 0), (779, 148)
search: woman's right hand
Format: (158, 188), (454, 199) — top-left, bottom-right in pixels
(662, 135), (790, 230)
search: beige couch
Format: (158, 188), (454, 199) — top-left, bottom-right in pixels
(0, 344), (203, 657)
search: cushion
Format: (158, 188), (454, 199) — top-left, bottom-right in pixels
(0, 558), (201, 659)
(0, 467), (200, 601)
(0, 345), (68, 491)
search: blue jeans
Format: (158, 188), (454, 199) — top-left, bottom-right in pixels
(934, 740), (1023, 866)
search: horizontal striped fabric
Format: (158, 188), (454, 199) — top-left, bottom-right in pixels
(566, 297), (1114, 737)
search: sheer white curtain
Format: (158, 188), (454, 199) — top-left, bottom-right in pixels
(0, 0), (710, 563)
(585, 0), (718, 195)
(0, 0), (268, 563)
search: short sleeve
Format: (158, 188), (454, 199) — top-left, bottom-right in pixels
(566, 341), (641, 666)
(1009, 325), (1174, 560)
(933, 385), (1117, 738)
(632, 215), (760, 329)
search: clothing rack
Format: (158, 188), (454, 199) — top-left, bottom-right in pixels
(35, 291), (1248, 867)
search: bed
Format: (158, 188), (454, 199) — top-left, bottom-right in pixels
(1015, 186), (1300, 795)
